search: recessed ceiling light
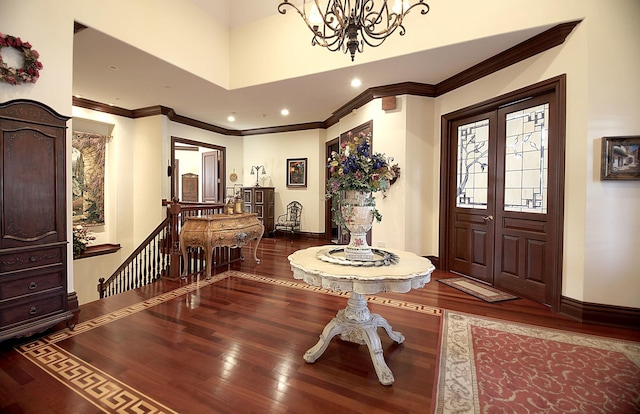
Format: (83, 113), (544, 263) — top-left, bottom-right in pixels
(351, 78), (362, 87)
(281, 109), (289, 116)
(227, 114), (236, 122)
(107, 64), (119, 71)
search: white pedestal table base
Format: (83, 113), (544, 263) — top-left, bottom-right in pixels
(303, 292), (404, 386)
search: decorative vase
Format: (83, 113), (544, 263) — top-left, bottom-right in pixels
(341, 190), (375, 261)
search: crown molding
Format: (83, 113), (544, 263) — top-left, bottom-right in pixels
(435, 20), (581, 96)
(72, 20), (581, 135)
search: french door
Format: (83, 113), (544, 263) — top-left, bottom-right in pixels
(442, 77), (565, 308)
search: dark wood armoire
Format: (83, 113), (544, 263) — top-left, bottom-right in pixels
(0, 99), (78, 342)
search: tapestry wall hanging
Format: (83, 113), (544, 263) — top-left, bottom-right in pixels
(72, 131), (110, 226)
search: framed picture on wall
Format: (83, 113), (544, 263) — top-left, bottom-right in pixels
(287, 158), (307, 188)
(601, 136), (640, 180)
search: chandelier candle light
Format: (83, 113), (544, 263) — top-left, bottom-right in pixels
(278, 0), (430, 61)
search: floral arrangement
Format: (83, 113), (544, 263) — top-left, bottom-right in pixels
(0, 33), (43, 85)
(326, 131), (399, 227)
(73, 225), (95, 258)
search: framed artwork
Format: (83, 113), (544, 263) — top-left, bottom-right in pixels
(72, 132), (110, 225)
(601, 136), (640, 180)
(287, 158), (308, 187)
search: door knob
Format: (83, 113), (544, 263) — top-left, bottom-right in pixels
(483, 215), (494, 221)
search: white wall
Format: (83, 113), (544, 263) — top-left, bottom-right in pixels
(326, 96), (440, 253)
(243, 129), (325, 233)
(132, 116), (166, 241)
(71, 0), (230, 89)
(582, 0), (640, 306)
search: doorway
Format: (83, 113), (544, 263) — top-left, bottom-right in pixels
(171, 136), (226, 203)
(440, 76), (566, 310)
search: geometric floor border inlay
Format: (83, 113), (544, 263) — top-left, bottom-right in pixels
(15, 270), (442, 413)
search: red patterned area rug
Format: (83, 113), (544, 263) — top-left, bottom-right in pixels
(433, 311), (640, 413)
(438, 277), (518, 302)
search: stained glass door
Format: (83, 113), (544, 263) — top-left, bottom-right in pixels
(493, 94), (555, 303)
(448, 91), (561, 305)
(448, 111), (497, 283)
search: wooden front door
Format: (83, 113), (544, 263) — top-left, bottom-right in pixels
(442, 77), (566, 308)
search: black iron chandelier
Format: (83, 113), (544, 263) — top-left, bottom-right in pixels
(278, 0), (430, 61)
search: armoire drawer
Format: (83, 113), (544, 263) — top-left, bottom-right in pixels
(0, 290), (65, 328)
(0, 268), (65, 300)
(0, 246), (64, 273)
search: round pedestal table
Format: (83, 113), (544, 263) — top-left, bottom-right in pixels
(288, 246), (435, 385)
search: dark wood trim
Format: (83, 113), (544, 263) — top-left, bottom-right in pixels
(73, 21), (88, 34)
(325, 137), (339, 240)
(72, 22), (580, 136)
(67, 292), (80, 328)
(326, 82), (435, 128)
(294, 231), (325, 240)
(241, 121), (325, 136)
(72, 97), (134, 118)
(435, 21), (580, 96)
(560, 296), (640, 330)
(74, 243), (122, 260)
(175, 145), (199, 152)
(169, 113), (240, 136)
(131, 105), (174, 119)
(426, 255), (440, 269)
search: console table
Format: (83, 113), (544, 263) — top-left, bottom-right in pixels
(179, 213), (263, 279)
(288, 246), (435, 385)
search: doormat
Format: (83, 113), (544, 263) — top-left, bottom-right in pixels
(438, 277), (518, 302)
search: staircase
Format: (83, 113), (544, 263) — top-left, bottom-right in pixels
(97, 199), (243, 299)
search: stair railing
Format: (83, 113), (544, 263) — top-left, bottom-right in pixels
(97, 199), (239, 299)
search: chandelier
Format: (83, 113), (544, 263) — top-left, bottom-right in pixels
(277, 0), (430, 61)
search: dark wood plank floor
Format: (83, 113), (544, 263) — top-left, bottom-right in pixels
(1, 237), (638, 413)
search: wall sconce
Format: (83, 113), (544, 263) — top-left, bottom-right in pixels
(250, 165), (266, 187)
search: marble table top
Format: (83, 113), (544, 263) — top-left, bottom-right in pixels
(288, 246), (435, 295)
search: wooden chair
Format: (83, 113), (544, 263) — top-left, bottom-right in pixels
(273, 201), (302, 238)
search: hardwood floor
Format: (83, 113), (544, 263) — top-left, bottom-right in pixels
(1, 237), (638, 413)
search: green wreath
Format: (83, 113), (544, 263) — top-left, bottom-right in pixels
(0, 33), (43, 85)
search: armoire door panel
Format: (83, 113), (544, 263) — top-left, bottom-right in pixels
(2, 129), (62, 244)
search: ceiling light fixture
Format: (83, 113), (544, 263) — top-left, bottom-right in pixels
(351, 78), (362, 87)
(281, 109), (290, 116)
(278, 0), (430, 62)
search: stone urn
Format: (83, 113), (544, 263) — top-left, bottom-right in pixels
(341, 190), (375, 261)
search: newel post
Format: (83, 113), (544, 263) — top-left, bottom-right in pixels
(167, 198), (182, 279)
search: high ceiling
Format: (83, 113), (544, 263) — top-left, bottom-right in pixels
(72, 1), (552, 131)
